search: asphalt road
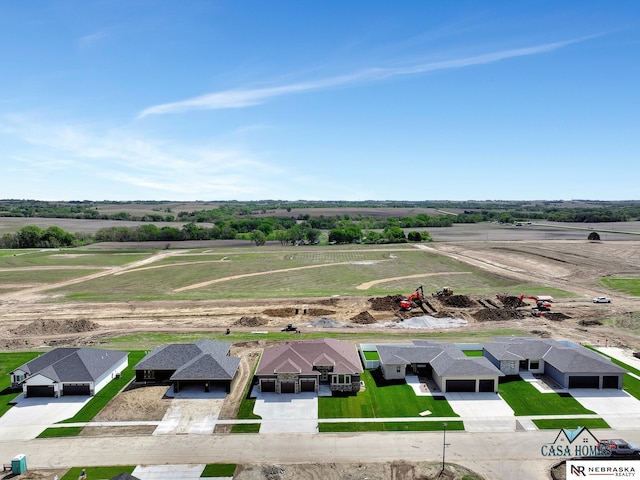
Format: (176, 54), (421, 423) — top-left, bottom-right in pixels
(7, 430), (640, 480)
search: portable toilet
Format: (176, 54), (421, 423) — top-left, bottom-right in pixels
(11, 454), (27, 474)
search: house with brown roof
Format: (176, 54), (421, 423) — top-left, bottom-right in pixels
(255, 338), (362, 394)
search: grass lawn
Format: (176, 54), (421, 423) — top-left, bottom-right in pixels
(532, 418), (610, 430)
(0, 351), (40, 417)
(462, 350), (483, 357)
(231, 423), (261, 433)
(59, 350), (145, 425)
(363, 350), (379, 361)
(38, 426), (84, 438)
(601, 277), (640, 296)
(61, 466), (135, 480)
(319, 420), (464, 432)
(498, 377), (594, 416)
(319, 370), (458, 419)
(201, 464), (237, 477)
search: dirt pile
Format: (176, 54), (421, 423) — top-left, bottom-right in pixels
(368, 295), (403, 311)
(579, 319), (603, 326)
(11, 319), (98, 335)
(543, 312), (571, 321)
(309, 318), (346, 328)
(234, 316), (268, 327)
(351, 311), (376, 324)
(499, 296), (527, 308)
(473, 308), (525, 322)
(306, 308), (336, 316)
(263, 307), (296, 317)
(436, 295), (475, 308)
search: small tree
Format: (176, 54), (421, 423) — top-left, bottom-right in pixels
(407, 231), (422, 242)
(250, 230), (266, 246)
(588, 231), (601, 241)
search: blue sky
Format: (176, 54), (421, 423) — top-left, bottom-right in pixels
(1, 1), (638, 201)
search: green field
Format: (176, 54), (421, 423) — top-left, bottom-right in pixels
(319, 369), (458, 419)
(498, 378), (595, 416)
(0, 352), (40, 417)
(601, 277), (640, 296)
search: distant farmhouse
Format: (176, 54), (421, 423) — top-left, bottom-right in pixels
(376, 341), (504, 393)
(10, 347), (128, 398)
(255, 338), (362, 394)
(483, 337), (625, 389)
(134, 340), (240, 393)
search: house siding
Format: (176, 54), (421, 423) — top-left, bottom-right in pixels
(381, 363), (406, 381)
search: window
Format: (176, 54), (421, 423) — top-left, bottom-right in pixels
(529, 361), (540, 369)
(332, 375), (351, 384)
(143, 370), (155, 380)
(509, 361), (516, 369)
(396, 366), (402, 373)
(12, 374), (25, 383)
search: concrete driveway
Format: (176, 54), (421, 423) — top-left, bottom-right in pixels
(445, 392), (515, 432)
(0, 394), (90, 440)
(132, 464), (210, 479)
(154, 386), (226, 435)
(571, 389), (640, 430)
(253, 391), (318, 433)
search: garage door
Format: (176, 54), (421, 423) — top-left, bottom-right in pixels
(479, 379), (495, 392)
(280, 382), (295, 394)
(603, 376), (619, 389)
(569, 376), (599, 389)
(261, 380), (275, 392)
(446, 380), (476, 392)
(26, 385), (54, 397)
(300, 380), (315, 392)
(63, 384), (90, 395)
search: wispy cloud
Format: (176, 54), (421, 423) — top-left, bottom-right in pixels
(138, 37), (589, 118)
(78, 29), (110, 50)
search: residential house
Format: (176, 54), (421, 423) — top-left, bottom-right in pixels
(255, 338), (362, 394)
(133, 339), (240, 393)
(9, 347), (128, 398)
(376, 341), (504, 393)
(483, 337), (625, 389)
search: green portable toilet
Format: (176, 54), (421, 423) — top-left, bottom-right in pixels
(11, 454), (27, 474)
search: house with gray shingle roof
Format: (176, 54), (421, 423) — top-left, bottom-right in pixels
(10, 348), (128, 398)
(255, 338), (362, 394)
(482, 337), (625, 389)
(134, 340), (240, 393)
(376, 341), (504, 393)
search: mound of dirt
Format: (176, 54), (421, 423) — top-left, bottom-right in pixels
(369, 295), (403, 311)
(309, 318), (346, 328)
(263, 307), (297, 317)
(499, 296), (527, 308)
(543, 312), (571, 321)
(234, 316), (268, 327)
(530, 329), (552, 338)
(473, 308), (524, 322)
(351, 311), (376, 324)
(12, 319), (98, 335)
(579, 319), (603, 326)
(437, 295), (475, 308)
(307, 308), (336, 316)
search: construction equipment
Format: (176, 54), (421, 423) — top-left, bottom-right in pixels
(519, 294), (552, 311)
(399, 286), (429, 314)
(434, 287), (454, 297)
(281, 323), (298, 332)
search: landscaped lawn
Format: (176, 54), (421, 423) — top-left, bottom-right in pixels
(201, 464), (237, 477)
(363, 350), (380, 361)
(532, 418), (610, 430)
(0, 351), (40, 417)
(498, 377), (595, 416)
(319, 369), (458, 419)
(38, 426), (84, 438)
(601, 277), (640, 296)
(462, 350), (483, 357)
(230, 423), (260, 433)
(319, 420), (464, 432)
(61, 466), (135, 480)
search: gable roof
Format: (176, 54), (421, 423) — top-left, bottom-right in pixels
(110, 474), (141, 480)
(12, 348), (128, 383)
(484, 337), (625, 375)
(134, 340), (239, 380)
(256, 338), (362, 376)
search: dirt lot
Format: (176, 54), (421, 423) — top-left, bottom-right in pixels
(1, 236), (640, 479)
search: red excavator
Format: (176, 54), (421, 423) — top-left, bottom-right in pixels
(399, 286), (429, 314)
(519, 294), (552, 317)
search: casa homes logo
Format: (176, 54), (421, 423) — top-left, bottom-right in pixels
(567, 460), (638, 478)
(541, 426), (610, 458)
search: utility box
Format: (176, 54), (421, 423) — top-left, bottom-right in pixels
(11, 454), (27, 474)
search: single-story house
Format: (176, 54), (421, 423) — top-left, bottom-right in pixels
(482, 337), (625, 389)
(10, 347), (128, 398)
(377, 341), (504, 393)
(255, 338), (363, 394)
(134, 339), (240, 393)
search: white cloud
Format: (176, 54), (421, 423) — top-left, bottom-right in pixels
(138, 37), (588, 118)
